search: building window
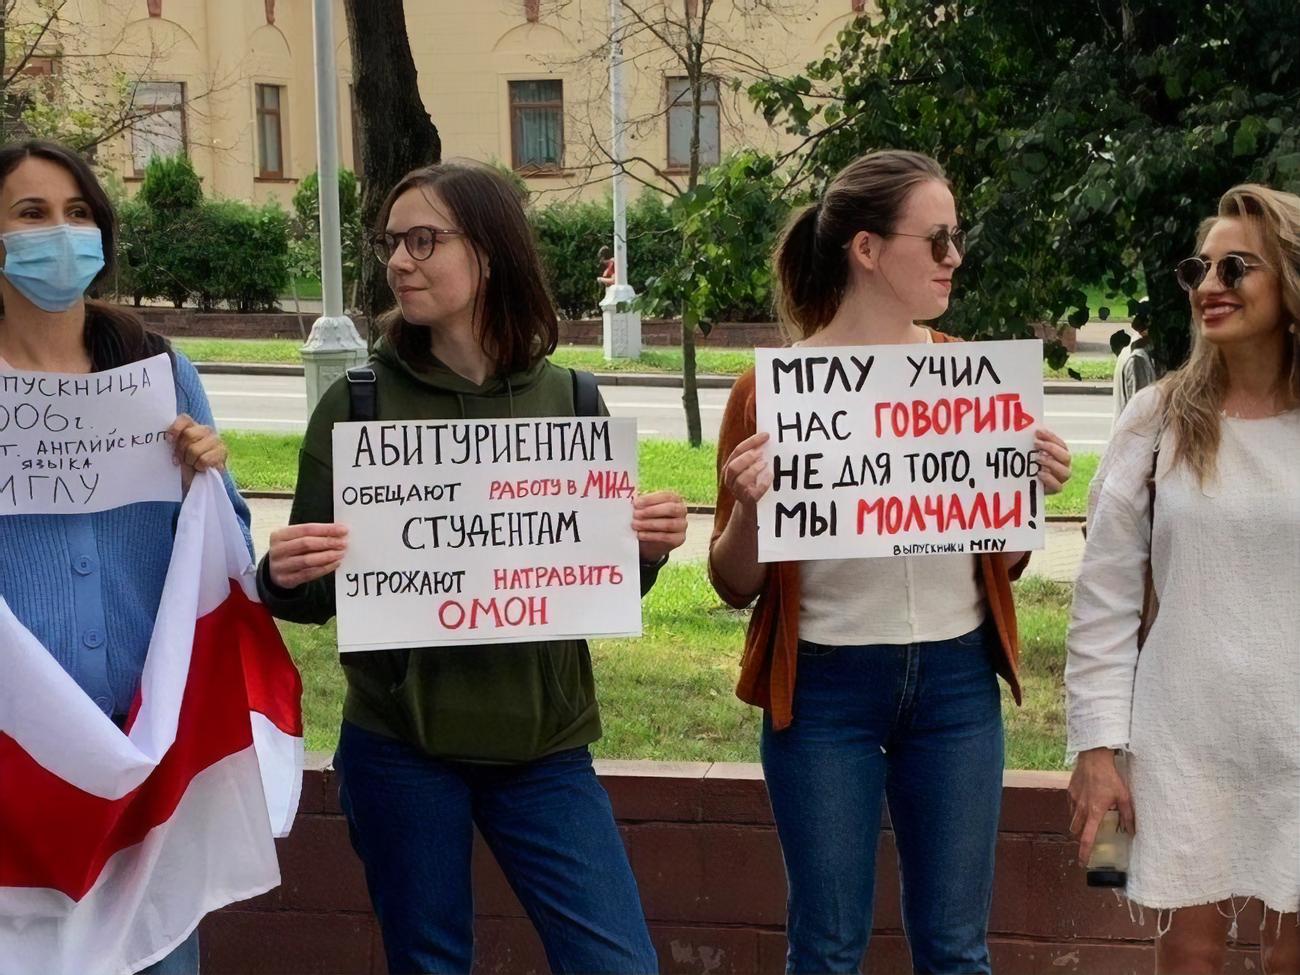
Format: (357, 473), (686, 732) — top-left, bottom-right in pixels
(666, 76), (720, 171)
(256, 83), (285, 178)
(509, 80), (564, 172)
(130, 81), (186, 175)
(22, 56), (57, 78)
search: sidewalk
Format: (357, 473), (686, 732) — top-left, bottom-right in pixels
(246, 500), (1084, 585)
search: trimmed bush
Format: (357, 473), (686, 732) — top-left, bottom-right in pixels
(111, 194), (150, 307)
(137, 154), (202, 213)
(528, 189), (768, 322)
(191, 200), (291, 313)
(103, 154), (291, 312)
(131, 156), (206, 307)
(530, 197), (609, 319)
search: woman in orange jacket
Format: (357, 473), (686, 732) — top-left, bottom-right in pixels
(710, 150), (1073, 974)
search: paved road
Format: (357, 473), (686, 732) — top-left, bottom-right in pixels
(203, 374), (1115, 455)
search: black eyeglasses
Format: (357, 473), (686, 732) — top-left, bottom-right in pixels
(370, 226), (467, 265)
(1175, 255), (1268, 292)
(888, 226), (966, 263)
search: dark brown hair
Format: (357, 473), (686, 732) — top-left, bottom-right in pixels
(374, 161), (558, 375)
(774, 149), (949, 338)
(0, 139), (167, 369)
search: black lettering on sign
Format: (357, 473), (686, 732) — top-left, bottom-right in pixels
(775, 410), (851, 444)
(907, 354), (1003, 388)
(770, 355), (875, 394)
(903, 450), (971, 485)
(772, 453), (824, 492)
(773, 500), (838, 539)
(833, 453), (892, 488)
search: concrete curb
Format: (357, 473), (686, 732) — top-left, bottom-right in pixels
(195, 361), (1111, 395)
(194, 362), (306, 377)
(244, 489), (1085, 524)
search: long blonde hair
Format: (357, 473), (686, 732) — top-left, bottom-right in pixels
(1162, 183), (1300, 485)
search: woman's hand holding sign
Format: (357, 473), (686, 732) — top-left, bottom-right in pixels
(166, 414), (228, 494)
(633, 491), (688, 563)
(1001, 427), (1073, 575)
(268, 523), (349, 590)
(723, 431), (774, 509)
(709, 431), (774, 605)
(1034, 428), (1072, 495)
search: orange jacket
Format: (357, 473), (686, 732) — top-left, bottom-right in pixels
(709, 329), (1027, 731)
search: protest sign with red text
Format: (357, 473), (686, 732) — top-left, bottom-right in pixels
(755, 340), (1046, 562)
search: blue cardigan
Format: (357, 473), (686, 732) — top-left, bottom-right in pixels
(0, 351), (252, 717)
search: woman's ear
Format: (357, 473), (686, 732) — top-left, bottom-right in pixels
(846, 230), (877, 274)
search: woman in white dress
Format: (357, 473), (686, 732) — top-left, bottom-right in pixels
(1065, 182), (1300, 974)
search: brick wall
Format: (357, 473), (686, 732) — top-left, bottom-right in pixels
(199, 759), (1263, 975)
(132, 306), (1076, 352)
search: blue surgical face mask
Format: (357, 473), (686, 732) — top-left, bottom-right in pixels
(0, 224), (105, 312)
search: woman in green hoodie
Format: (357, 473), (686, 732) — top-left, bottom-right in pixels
(258, 162), (686, 975)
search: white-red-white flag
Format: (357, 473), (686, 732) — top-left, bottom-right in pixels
(0, 471), (304, 975)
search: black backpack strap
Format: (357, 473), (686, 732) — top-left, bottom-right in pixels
(341, 364), (407, 682)
(569, 368), (601, 417)
(347, 365), (378, 421)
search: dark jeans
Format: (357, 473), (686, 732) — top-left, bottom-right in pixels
(136, 931), (199, 974)
(334, 720), (658, 975)
(761, 623), (1005, 975)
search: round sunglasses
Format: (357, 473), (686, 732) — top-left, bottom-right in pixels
(1175, 254), (1268, 292)
(370, 225), (467, 265)
(887, 226), (966, 263)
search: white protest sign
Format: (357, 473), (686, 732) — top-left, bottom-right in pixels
(756, 339), (1046, 562)
(0, 353), (181, 515)
(332, 416), (643, 651)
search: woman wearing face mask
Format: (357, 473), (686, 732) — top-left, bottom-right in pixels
(1066, 184), (1299, 974)
(709, 150), (1073, 975)
(0, 140), (247, 974)
(258, 161), (688, 975)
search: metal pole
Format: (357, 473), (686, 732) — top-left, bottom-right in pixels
(302, 0), (366, 410)
(609, 0), (628, 290)
(314, 0), (344, 319)
(600, 0), (641, 358)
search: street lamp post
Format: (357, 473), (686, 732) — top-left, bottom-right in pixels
(301, 0), (367, 411)
(600, 0), (641, 359)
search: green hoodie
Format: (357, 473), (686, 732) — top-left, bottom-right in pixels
(256, 339), (663, 763)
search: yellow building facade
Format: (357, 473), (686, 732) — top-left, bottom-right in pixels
(26, 0), (872, 207)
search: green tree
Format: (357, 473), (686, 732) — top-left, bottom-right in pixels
(0, 1), (222, 154)
(598, 0), (797, 444)
(343, 0), (441, 332)
(748, 0), (1300, 368)
(291, 168), (363, 304)
(637, 149), (790, 442)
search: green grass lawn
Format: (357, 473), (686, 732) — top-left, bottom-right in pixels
(286, 275), (323, 301)
(177, 338), (1115, 381)
(1043, 359), (1114, 382)
(1083, 285), (1144, 321)
(173, 338), (306, 364)
(226, 431), (1097, 517)
(278, 562), (1072, 768)
(224, 431), (303, 491)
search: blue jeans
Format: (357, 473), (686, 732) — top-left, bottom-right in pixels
(761, 623), (1004, 975)
(136, 930), (199, 974)
(334, 720), (657, 975)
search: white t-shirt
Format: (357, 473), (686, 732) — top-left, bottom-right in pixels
(791, 328), (985, 645)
